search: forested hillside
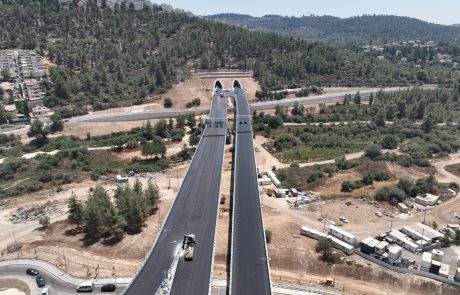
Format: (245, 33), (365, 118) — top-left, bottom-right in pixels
(207, 14), (460, 44)
(0, 0), (449, 117)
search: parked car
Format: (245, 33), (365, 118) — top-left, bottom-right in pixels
(36, 275), (46, 288)
(101, 284), (116, 292)
(375, 211), (383, 217)
(26, 268), (39, 276)
(41, 287), (49, 295)
(339, 216), (349, 224)
(76, 281), (95, 292)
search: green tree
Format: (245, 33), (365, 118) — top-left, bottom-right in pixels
(154, 119), (170, 138)
(421, 116), (434, 133)
(364, 144), (382, 159)
(163, 98), (173, 108)
(67, 193), (84, 228)
(380, 134), (398, 149)
(83, 185), (116, 238)
(170, 128), (185, 142)
(142, 121), (154, 141)
(142, 142), (166, 159)
(186, 114), (197, 129)
(189, 134), (200, 146)
(27, 119), (49, 147)
(49, 113), (64, 133)
(176, 115), (186, 129)
(354, 91), (361, 105)
(145, 180), (160, 213)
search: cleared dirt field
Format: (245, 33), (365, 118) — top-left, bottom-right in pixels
(0, 279), (29, 295)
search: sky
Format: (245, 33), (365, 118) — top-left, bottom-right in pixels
(150, 0), (460, 25)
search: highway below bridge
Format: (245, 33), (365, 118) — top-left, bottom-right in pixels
(69, 87), (407, 123)
(123, 81), (227, 295)
(230, 80), (272, 294)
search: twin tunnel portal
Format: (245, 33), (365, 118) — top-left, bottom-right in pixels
(123, 80), (272, 295)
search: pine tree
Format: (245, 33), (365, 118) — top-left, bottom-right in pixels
(145, 180), (160, 213)
(67, 193), (83, 228)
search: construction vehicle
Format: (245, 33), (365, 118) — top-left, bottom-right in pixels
(182, 234), (196, 261)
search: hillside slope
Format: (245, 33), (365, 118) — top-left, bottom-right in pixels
(0, 1), (444, 118)
(207, 14), (460, 43)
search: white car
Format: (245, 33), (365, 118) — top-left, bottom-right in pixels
(339, 216), (349, 223)
(41, 287), (49, 295)
(375, 211), (383, 217)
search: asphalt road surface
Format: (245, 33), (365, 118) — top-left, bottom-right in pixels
(123, 86), (227, 295)
(0, 263), (127, 294)
(230, 81), (272, 295)
(69, 88), (408, 123)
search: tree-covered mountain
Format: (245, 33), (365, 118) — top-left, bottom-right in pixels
(207, 14), (460, 44)
(0, 1), (453, 118)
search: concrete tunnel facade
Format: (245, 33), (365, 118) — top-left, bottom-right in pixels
(214, 80), (223, 89)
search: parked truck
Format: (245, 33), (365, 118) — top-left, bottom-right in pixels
(182, 234), (196, 261)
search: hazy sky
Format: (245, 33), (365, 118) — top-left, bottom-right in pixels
(150, 0), (460, 25)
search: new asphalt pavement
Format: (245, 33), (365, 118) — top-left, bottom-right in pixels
(230, 81), (272, 295)
(123, 86), (227, 295)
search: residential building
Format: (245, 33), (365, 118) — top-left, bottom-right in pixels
(30, 105), (53, 124)
(23, 79), (45, 105)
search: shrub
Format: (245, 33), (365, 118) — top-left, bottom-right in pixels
(307, 171), (324, 183)
(126, 140), (138, 150)
(372, 171), (391, 181)
(380, 134), (398, 149)
(90, 172), (100, 181)
(315, 238), (339, 264)
(364, 144), (382, 159)
(362, 174), (374, 185)
(265, 229), (272, 244)
(163, 98), (173, 108)
(170, 128), (185, 142)
(274, 134), (297, 151)
(341, 180), (362, 192)
(39, 172), (53, 183)
(376, 187), (407, 205)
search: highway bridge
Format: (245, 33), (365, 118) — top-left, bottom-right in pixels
(230, 80), (272, 294)
(123, 81), (227, 295)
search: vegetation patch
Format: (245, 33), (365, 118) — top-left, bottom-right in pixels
(445, 164), (460, 178)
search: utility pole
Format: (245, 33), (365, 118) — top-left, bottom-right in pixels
(386, 219), (394, 232)
(176, 165), (179, 189)
(323, 214), (328, 233)
(12, 231), (20, 258)
(158, 207), (161, 230)
(423, 206), (427, 224)
(62, 247), (67, 273)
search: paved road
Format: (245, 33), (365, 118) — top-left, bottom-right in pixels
(0, 259), (129, 294)
(67, 88), (407, 123)
(123, 84), (227, 295)
(230, 81), (272, 294)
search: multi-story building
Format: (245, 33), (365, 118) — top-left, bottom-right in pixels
(23, 79), (45, 106)
(0, 52), (17, 78)
(19, 52), (47, 78)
